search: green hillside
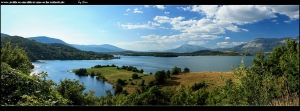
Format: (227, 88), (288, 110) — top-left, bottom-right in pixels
(1, 36), (114, 61)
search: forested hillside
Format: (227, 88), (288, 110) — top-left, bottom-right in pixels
(1, 36), (114, 61)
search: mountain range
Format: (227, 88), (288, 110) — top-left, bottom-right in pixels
(26, 36), (127, 52)
(164, 44), (209, 53)
(1, 33), (299, 54)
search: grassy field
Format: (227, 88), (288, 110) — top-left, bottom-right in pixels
(161, 72), (238, 91)
(74, 67), (238, 93)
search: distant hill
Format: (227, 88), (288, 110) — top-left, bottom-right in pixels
(1, 36), (114, 61)
(27, 36), (68, 45)
(26, 36), (127, 52)
(184, 50), (252, 56)
(1, 33), (10, 37)
(70, 44), (126, 52)
(227, 37), (299, 54)
(164, 44), (209, 53)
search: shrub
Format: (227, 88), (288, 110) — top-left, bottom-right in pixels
(116, 79), (126, 86)
(183, 67), (190, 73)
(191, 81), (207, 91)
(132, 73), (139, 79)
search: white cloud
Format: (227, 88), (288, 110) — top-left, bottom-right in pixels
(124, 14), (128, 15)
(159, 27), (168, 29)
(215, 5), (277, 25)
(119, 21), (160, 29)
(188, 41), (209, 45)
(271, 20), (277, 22)
(241, 28), (249, 32)
(114, 41), (169, 51)
(154, 5), (165, 10)
(263, 5), (299, 20)
(133, 8), (143, 13)
(164, 12), (170, 14)
(284, 20), (292, 23)
(144, 5), (150, 8)
(177, 6), (191, 11)
(216, 42), (247, 48)
(126, 8), (130, 11)
(190, 5), (219, 18)
(225, 25), (240, 32)
(140, 34), (179, 43)
(225, 37), (230, 40)
(174, 45), (182, 48)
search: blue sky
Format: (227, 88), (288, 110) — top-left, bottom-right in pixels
(1, 5), (299, 51)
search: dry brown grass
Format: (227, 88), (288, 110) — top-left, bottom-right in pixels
(270, 93), (299, 106)
(161, 72), (238, 91)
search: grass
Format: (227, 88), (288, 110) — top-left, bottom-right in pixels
(270, 93), (299, 106)
(162, 72), (238, 91)
(79, 67), (154, 93)
(74, 66), (239, 93)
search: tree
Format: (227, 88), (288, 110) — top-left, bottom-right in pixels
(140, 69), (144, 74)
(155, 70), (167, 85)
(1, 42), (33, 74)
(132, 73), (139, 79)
(114, 83), (123, 95)
(90, 71), (95, 77)
(55, 79), (86, 105)
(74, 68), (88, 76)
(166, 70), (171, 78)
(171, 66), (181, 75)
(183, 67), (190, 73)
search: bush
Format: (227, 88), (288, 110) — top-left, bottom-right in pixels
(74, 68), (88, 76)
(166, 70), (171, 78)
(148, 80), (156, 87)
(132, 73), (139, 79)
(140, 69), (144, 73)
(139, 79), (145, 86)
(130, 82), (135, 85)
(114, 83), (123, 95)
(93, 65), (101, 68)
(155, 70), (167, 85)
(183, 67), (190, 73)
(171, 66), (181, 75)
(191, 81), (207, 91)
(116, 79), (126, 86)
(90, 71), (95, 77)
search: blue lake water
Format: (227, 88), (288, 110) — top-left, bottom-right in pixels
(31, 56), (257, 97)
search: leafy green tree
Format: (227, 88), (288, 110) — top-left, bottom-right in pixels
(171, 66), (181, 75)
(90, 71), (95, 77)
(117, 79), (126, 86)
(155, 70), (167, 85)
(132, 73), (139, 79)
(183, 67), (190, 73)
(55, 79), (86, 105)
(114, 83), (123, 95)
(1, 42), (33, 74)
(139, 69), (144, 73)
(74, 68), (88, 76)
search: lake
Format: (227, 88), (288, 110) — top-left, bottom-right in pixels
(30, 56), (257, 97)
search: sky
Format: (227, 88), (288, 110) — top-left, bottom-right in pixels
(1, 5), (299, 51)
